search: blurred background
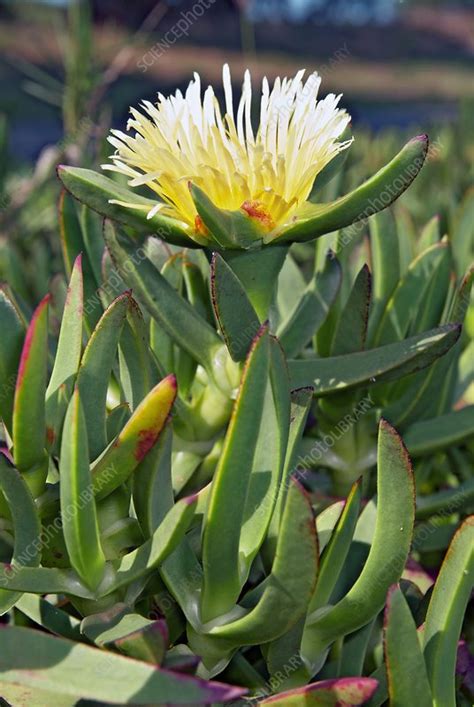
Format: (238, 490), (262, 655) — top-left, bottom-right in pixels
(0, 0), (472, 304)
(1, 0), (473, 161)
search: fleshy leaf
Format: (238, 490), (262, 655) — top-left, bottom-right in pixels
(309, 479), (362, 613)
(367, 209), (399, 344)
(81, 604), (168, 665)
(45, 254), (84, 448)
(201, 325), (270, 622)
(189, 479), (318, 670)
(423, 516), (474, 707)
(60, 389), (106, 590)
(91, 374), (177, 500)
(76, 291), (130, 460)
(301, 420), (415, 674)
(210, 252), (260, 361)
(238, 336), (291, 578)
(0, 626), (246, 704)
(0, 456), (41, 615)
(103, 495), (197, 595)
(278, 251), (341, 358)
(330, 264), (371, 355)
(221, 246), (288, 321)
(288, 324), (460, 393)
(0, 287), (25, 433)
(403, 405), (474, 456)
(15, 594), (81, 641)
(118, 298), (154, 410)
(383, 585), (432, 706)
(275, 135), (429, 244)
(12, 294), (50, 493)
(132, 419), (173, 537)
(265, 386), (313, 561)
(190, 182), (265, 249)
(374, 241), (449, 346)
(57, 165), (194, 247)
(259, 677), (378, 705)
(58, 191), (102, 332)
(103, 221), (222, 377)
(113, 621), (169, 665)
(46, 254), (83, 396)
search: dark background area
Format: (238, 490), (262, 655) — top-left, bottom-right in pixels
(0, 0), (472, 162)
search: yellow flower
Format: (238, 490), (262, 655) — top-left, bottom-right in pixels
(102, 64), (352, 237)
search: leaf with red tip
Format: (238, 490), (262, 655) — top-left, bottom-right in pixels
(133, 419), (173, 538)
(12, 294), (50, 489)
(0, 286), (25, 434)
(91, 374), (177, 500)
(259, 677), (378, 705)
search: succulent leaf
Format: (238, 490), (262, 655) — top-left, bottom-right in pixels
(423, 516), (474, 707)
(201, 324), (270, 622)
(0, 625), (246, 704)
(210, 252), (260, 361)
(58, 166), (194, 247)
(0, 456), (41, 614)
(330, 264), (372, 355)
(103, 221), (222, 376)
(12, 294), (50, 494)
(76, 291), (130, 460)
(289, 324), (460, 392)
(278, 251), (342, 358)
(60, 389), (106, 590)
(91, 374), (177, 500)
(274, 136), (429, 244)
(0, 286), (25, 433)
(383, 584), (432, 706)
(258, 676), (378, 705)
(301, 420), (415, 673)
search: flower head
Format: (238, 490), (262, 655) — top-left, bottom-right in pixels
(103, 65), (352, 239)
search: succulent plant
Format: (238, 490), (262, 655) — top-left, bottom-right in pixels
(0, 66), (472, 707)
